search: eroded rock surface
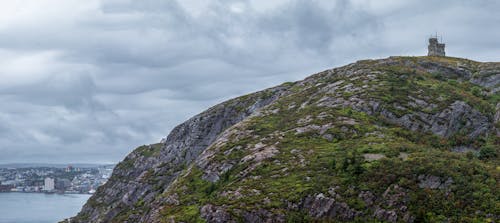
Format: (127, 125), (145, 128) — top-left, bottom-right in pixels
(69, 57), (499, 223)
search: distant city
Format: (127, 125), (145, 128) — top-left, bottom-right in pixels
(0, 164), (114, 194)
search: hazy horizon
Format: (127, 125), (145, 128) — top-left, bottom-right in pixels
(1, 0), (499, 164)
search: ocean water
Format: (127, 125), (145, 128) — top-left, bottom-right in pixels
(0, 193), (90, 223)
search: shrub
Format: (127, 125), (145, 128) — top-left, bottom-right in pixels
(465, 151), (475, 160)
(471, 86), (482, 98)
(204, 182), (217, 195)
(479, 145), (497, 160)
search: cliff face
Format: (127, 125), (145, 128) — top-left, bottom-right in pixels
(71, 84), (291, 223)
(70, 56), (499, 223)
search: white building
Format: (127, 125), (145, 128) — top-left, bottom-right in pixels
(44, 177), (55, 191)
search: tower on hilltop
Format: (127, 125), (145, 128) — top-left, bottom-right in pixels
(428, 36), (445, 56)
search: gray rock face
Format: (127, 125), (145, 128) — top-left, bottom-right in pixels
(373, 185), (414, 223)
(70, 85), (290, 222)
(451, 145), (475, 153)
(359, 191), (376, 206)
(374, 208), (398, 223)
(241, 209), (284, 223)
(430, 101), (491, 138)
(495, 103), (500, 124)
(472, 63), (500, 88)
(200, 205), (235, 223)
(418, 175), (453, 189)
(418, 61), (471, 80)
(328, 97), (492, 140)
(198, 192), (360, 223)
(200, 205), (285, 223)
(302, 193), (361, 221)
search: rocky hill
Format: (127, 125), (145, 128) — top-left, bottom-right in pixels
(68, 56), (499, 223)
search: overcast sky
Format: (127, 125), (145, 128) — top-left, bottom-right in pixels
(0, 0), (499, 164)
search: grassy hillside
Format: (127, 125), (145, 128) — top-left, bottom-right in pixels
(158, 57), (499, 222)
(70, 56), (499, 223)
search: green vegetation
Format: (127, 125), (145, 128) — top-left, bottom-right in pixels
(81, 56), (499, 223)
(479, 145), (498, 160)
(154, 58), (500, 222)
(136, 143), (163, 157)
(157, 57), (499, 222)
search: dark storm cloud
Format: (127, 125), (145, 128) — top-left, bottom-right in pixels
(0, 0), (498, 164)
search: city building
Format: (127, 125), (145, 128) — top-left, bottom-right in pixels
(55, 178), (71, 191)
(44, 177), (55, 191)
(0, 165), (114, 194)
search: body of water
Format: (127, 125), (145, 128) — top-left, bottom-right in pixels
(0, 192), (90, 223)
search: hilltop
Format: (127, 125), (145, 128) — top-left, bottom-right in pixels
(69, 56), (499, 222)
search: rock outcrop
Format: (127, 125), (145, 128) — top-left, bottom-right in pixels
(69, 56), (499, 223)
(72, 85), (291, 222)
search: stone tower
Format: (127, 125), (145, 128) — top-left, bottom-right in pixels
(428, 37), (445, 56)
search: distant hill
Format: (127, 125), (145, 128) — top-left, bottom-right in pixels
(69, 56), (499, 223)
(0, 163), (114, 168)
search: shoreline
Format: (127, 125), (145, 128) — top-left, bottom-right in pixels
(0, 191), (93, 195)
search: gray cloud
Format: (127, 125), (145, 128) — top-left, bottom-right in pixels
(0, 0), (498, 164)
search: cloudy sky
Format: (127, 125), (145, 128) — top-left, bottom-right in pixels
(0, 0), (499, 164)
